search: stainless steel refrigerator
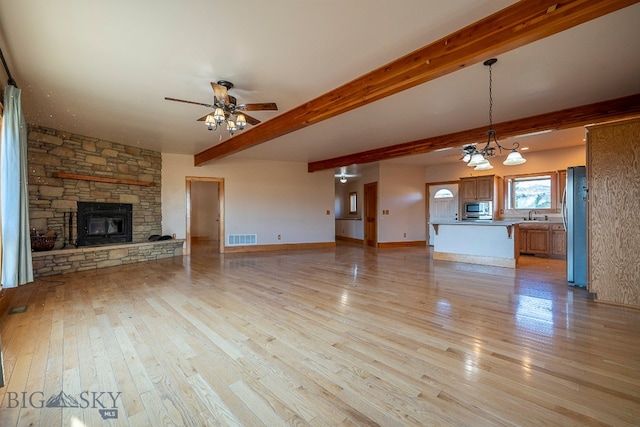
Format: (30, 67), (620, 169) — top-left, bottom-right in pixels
(562, 166), (587, 287)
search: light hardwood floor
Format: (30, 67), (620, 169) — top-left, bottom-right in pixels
(1, 242), (639, 426)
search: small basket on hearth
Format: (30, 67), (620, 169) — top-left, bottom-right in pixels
(30, 230), (57, 252)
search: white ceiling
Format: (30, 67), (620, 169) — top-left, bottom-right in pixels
(0, 1), (638, 169)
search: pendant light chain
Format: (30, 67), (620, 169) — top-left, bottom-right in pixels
(488, 61), (493, 132)
(460, 58), (527, 168)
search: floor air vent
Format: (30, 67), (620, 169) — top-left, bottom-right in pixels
(8, 305), (27, 314)
(227, 234), (257, 246)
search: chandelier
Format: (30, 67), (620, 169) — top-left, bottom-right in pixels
(461, 58), (526, 170)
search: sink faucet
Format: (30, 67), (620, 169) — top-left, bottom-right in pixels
(528, 210), (538, 220)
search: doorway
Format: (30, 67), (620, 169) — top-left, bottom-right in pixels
(186, 177), (224, 255)
(364, 182), (378, 247)
(426, 182), (459, 246)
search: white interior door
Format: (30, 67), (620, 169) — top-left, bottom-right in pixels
(428, 184), (459, 245)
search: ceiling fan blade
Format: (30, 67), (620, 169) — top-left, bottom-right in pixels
(211, 82), (230, 105)
(196, 112), (214, 122)
(238, 102), (278, 111)
(238, 112), (261, 126)
(165, 97), (216, 109)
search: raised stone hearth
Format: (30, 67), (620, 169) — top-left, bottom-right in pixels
(31, 240), (185, 278)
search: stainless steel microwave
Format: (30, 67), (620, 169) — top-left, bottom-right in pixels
(462, 201), (492, 220)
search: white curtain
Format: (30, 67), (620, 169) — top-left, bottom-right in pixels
(1, 85), (33, 287)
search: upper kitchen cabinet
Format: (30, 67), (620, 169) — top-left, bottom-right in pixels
(459, 175), (501, 202)
(459, 175), (502, 220)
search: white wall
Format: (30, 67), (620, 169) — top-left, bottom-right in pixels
(425, 145), (586, 182)
(162, 154), (335, 245)
(335, 219), (364, 239)
(378, 163), (426, 243)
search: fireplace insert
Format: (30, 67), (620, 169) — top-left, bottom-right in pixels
(77, 202), (132, 246)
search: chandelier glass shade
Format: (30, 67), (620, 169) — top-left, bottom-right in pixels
(462, 58), (526, 169)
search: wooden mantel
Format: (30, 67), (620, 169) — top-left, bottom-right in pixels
(52, 172), (156, 187)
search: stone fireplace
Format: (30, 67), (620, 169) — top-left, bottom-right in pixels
(26, 125), (184, 278)
(27, 125), (162, 248)
(76, 202), (133, 246)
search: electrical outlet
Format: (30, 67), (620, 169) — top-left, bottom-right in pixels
(326, 210), (331, 215)
(277, 234), (281, 240)
(403, 232), (407, 238)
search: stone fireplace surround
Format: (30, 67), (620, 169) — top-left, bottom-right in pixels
(27, 125), (183, 277)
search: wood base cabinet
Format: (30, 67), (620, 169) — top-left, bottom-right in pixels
(519, 223), (549, 256)
(551, 223), (566, 257)
(519, 222), (566, 259)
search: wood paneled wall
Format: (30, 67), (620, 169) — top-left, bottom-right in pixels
(587, 118), (640, 306)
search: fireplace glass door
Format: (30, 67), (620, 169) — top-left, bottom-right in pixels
(77, 202), (132, 246)
(87, 216), (125, 236)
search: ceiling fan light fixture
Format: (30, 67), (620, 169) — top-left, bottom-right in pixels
(166, 80), (278, 138)
(226, 120), (237, 135)
(213, 107), (225, 125)
(204, 114), (217, 131)
(236, 113), (247, 130)
(340, 175), (347, 184)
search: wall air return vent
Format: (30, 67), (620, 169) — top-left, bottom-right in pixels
(227, 234), (257, 246)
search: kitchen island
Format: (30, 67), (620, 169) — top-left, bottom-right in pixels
(431, 220), (519, 268)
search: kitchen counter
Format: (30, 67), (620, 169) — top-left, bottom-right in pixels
(434, 220), (517, 226)
(431, 220), (519, 268)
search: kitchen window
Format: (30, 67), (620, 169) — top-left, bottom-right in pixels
(504, 172), (558, 213)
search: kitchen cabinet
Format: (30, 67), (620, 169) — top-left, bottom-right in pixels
(520, 223), (549, 255)
(460, 175), (501, 220)
(460, 175), (497, 201)
(519, 222), (566, 258)
(551, 223), (566, 257)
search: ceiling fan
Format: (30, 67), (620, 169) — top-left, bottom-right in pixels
(165, 80), (277, 135)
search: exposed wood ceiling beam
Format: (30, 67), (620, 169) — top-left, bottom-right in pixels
(307, 94), (640, 172)
(194, 0), (637, 166)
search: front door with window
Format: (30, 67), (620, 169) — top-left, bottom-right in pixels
(428, 184), (459, 245)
